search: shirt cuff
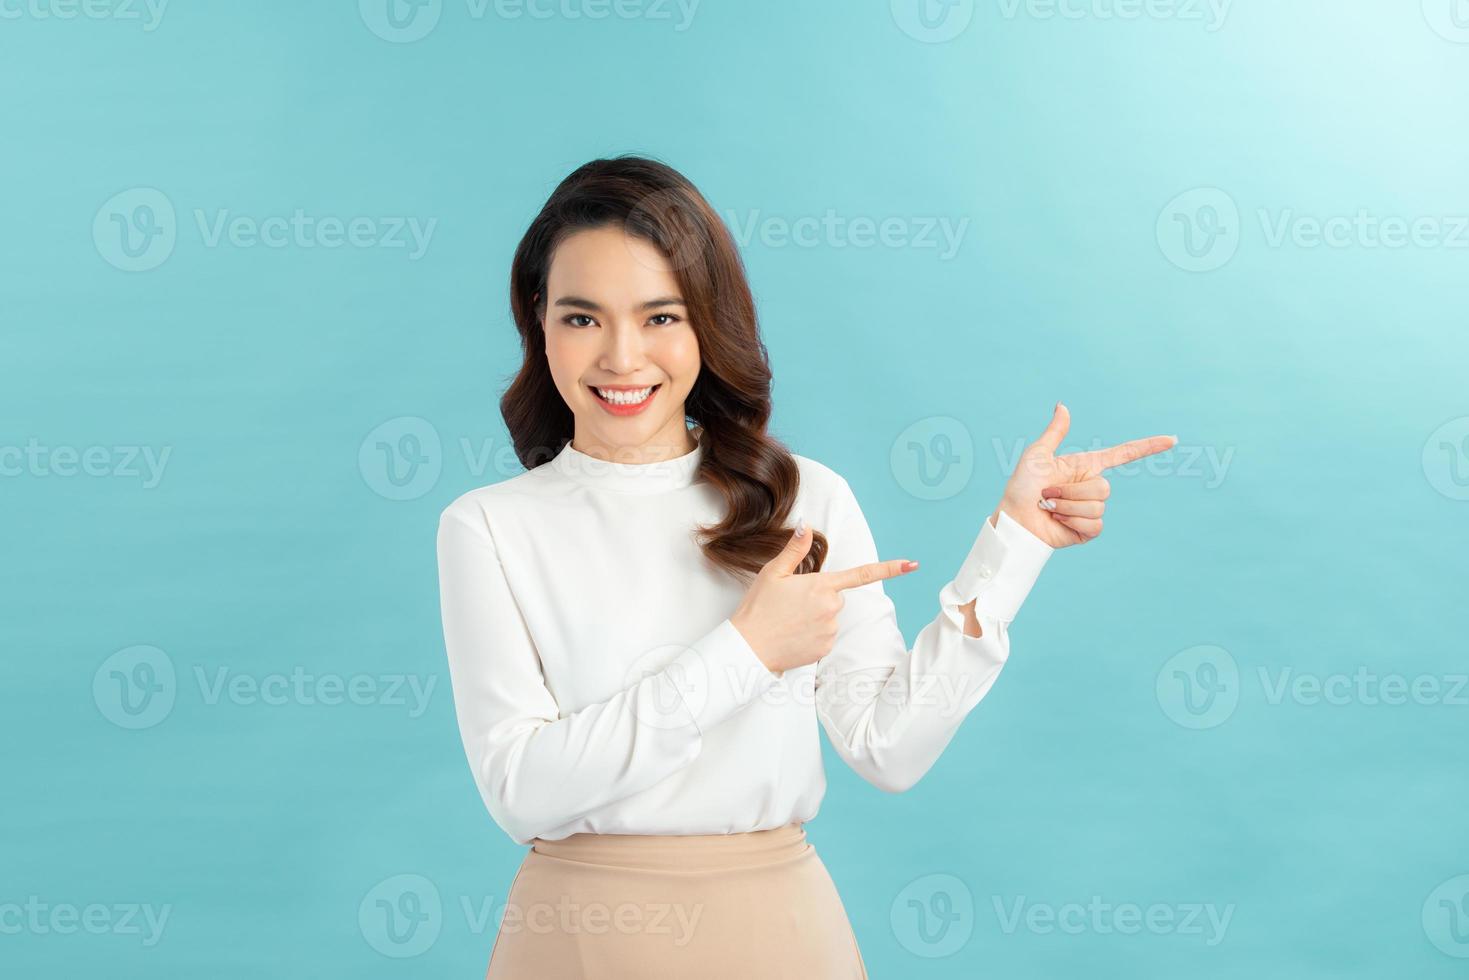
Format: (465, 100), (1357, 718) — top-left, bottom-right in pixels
(664, 618), (781, 734)
(946, 510), (1054, 624)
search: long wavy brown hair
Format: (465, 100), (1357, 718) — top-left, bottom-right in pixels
(501, 154), (829, 581)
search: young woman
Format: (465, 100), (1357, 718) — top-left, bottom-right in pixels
(436, 155), (1176, 978)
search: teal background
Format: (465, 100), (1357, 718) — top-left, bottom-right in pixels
(4, 1), (1468, 976)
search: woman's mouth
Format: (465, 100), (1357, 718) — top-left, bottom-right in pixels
(589, 384), (661, 416)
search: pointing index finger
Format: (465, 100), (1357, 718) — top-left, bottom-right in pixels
(820, 559), (917, 592)
(1070, 434), (1178, 472)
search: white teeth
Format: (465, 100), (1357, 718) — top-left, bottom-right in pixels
(595, 385), (654, 405)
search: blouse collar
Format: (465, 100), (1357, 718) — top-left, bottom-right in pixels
(550, 425), (705, 494)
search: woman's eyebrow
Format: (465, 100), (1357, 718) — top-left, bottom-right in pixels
(553, 295), (687, 312)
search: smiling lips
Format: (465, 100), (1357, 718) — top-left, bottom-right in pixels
(589, 384), (661, 416)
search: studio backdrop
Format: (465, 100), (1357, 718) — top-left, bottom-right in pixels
(3, 2), (1467, 977)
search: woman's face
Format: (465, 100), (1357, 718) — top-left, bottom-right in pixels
(542, 224), (702, 461)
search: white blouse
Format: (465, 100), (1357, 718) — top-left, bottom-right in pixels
(436, 426), (1053, 845)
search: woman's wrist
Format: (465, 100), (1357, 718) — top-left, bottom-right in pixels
(730, 613), (779, 676)
(992, 496), (1046, 541)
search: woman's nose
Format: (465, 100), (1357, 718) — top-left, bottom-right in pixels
(599, 320), (647, 372)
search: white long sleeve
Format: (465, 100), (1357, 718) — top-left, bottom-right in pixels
(435, 425), (1053, 845)
(813, 478), (1053, 793)
(437, 506), (780, 845)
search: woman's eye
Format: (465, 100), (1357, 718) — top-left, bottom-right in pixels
(560, 313), (680, 328)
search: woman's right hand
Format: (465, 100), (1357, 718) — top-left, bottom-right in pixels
(729, 519), (919, 675)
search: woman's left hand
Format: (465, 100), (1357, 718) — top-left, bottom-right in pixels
(990, 403), (1177, 549)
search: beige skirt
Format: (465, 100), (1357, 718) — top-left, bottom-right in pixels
(484, 821), (869, 979)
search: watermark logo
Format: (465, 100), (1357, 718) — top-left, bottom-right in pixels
(892, 416), (974, 501)
(996, 0), (1231, 31)
(360, 874), (443, 957)
(94, 188), (176, 272)
(480, 0), (700, 29)
(360, 0), (442, 42)
(192, 210), (436, 257)
(622, 643), (711, 731)
(992, 435), (1231, 489)
(1161, 187), (1469, 272)
(93, 646), (437, 729)
(93, 645), (177, 730)
(1423, 875), (1469, 958)
(0, 0), (168, 30)
(890, 0), (975, 43)
(994, 895), (1233, 945)
(1422, 0), (1469, 43)
(0, 439), (172, 487)
(1157, 187), (1240, 273)
(722, 209), (970, 260)
(1258, 667), (1468, 708)
(192, 666), (437, 717)
(93, 190), (437, 271)
(1258, 210), (1469, 250)
(0, 897), (172, 946)
(1160, 650), (1466, 729)
(360, 416), (443, 501)
(891, 873), (974, 957)
(1156, 644), (1239, 730)
(356, 422), (572, 501)
(1423, 416), (1469, 501)
(360, 0), (699, 41)
(892, 0), (1231, 40)
(359, 873), (704, 954)
(615, 660), (988, 720)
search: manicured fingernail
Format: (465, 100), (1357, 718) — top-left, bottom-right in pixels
(1038, 497), (1057, 511)
(902, 560), (919, 572)
(1041, 487), (1060, 498)
(795, 517), (806, 536)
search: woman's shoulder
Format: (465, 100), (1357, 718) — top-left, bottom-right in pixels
(788, 449), (858, 512)
(439, 460), (562, 530)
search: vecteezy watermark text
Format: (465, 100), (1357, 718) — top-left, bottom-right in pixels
(1, 439), (171, 488)
(0, 0), (168, 30)
(193, 209), (436, 258)
(358, 0), (701, 43)
(992, 436), (1230, 488)
(0, 897), (171, 946)
(1157, 644), (1469, 730)
(887, 873), (1234, 958)
(358, 873), (704, 958)
(93, 645), (438, 730)
(1158, 187), (1469, 272)
(996, 0), (1231, 31)
(890, 0), (1231, 43)
(94, 188), (437, 272)
(722, 209), (970, 260)
(993, 895), (1234, 946)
